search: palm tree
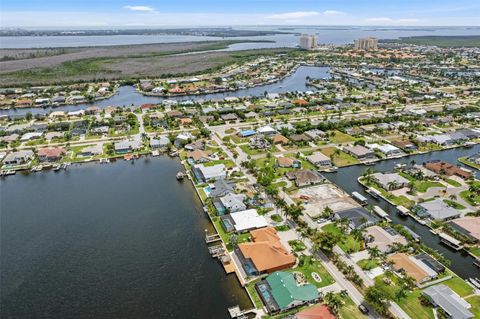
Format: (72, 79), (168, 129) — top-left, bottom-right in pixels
(387, 181), (398, 191)
(368, 246), (381, 259)
(448, 194), (457, 201)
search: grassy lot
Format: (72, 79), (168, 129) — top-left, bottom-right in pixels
(245, 280), (263, 309)
(287, 255), (335, 288)
(442, 177), (462, 187)
(361, 178), (415, 208)
(288, 240), (307, 252)
(338, 296), (368, 319)
(398, 172), (444, 193)
(239, 144), (275, 156)
(322, 224), (364, 253)
(443, 199), (466, 210)
(203, 159), (235, 168)
(465, 295), (480, 318)
(459, 156), (480, 170)
(275, 224), (291, 232)
(442, 272), (474, 297)
(460, 190), (480, 206)
(329, 130), (355, 144)
(357, 258), (379, 270)
(468, 246), (480, 258)
(396, 289), (434, 319)
(270, 214), (283, 222)
(321, 147), (359, 167)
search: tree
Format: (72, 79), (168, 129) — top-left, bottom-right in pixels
(367, 246), (381, 259)
(321, 206), (334, 219)
(312, 231), (339, 252)
(323, 292), (344, 314)
(285, 204), (304, 221)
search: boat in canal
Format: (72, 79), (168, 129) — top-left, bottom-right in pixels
(176, 172), (185, 180)
(0, 170), (16, 176)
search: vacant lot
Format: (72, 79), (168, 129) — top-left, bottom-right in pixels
(0, 42), (292, 86)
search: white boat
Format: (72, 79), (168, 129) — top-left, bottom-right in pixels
(53, 164), (61, 171)
(0, 170), (16, 176)
(99, 158), (110, 164)
(176, 172), (185, 180)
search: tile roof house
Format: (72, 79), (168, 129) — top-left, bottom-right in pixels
(258, 271), (319, 313)
(295, 304), (336, 319)
(424, 161), (472, 180)
(423, 284), (473, 319)
(37, 147), (65, 162)
(186, 150), (211, 163)
(237, 227), (296, 275)
(286, 170), (325, 187)
(448, 217), (480, 242)
(277, 156), (299, 168)
(388, 253), (434, 284)
(365, 226), (407, 253)
(271, 134), (290, 145)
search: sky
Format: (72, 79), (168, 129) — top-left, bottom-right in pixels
(1, 0), (479, 27)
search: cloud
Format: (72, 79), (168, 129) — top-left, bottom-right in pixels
(365, 17), (420, 24)
(123, 5), (156, 13)
(323, 10), (345, 16)
(267, 11), (320, 20)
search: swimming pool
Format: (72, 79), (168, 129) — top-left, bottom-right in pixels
(221, 218), (234, 232)
(203, 186), (212, 197)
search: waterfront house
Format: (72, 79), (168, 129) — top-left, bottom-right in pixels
(209, 178), (235, 198)
(414, 253), (445, 274)
(448, 217), (480, 243)
(388, 253), (435, 284)
(150, 136), (170, 149)
(184, 140), (204, 152)
(192, 163), (226, 182)
(286, 170), (325, 187)
(256, 271), (319, 314)
(424, 161), (472, 180)
(367, 143), (403, 157)
(391, 139), (417, 152)
(114, 140), (142, 154)
(37, 147), (65, 162)
(365, 226), (407, 253)
(186, 150), (211, 164)
(229, 209), (268, 233)
(2, 150), (34, 166)
(80, 144), (103, 157)
(422, 284), (473, 319)
(306, 152), (332, 168)
(371, 172), (409, 190)
(343, 145), (376, 160)
(334, 207), (379, 230)
(414, 199), (461, 221)
(219, 192), (247, 213)
(237, 227), (295, 275)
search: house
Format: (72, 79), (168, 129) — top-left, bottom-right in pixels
(304, 129), (325, 141)
(20, 132), (43, 141)
(150, 136), (170, 149)
(295, 305), (336, 319)
(2, 150), (34, 166)
(367, 143), (403, 157)
(239, 129), (256, 138)
(414, 253), (445, 274)
(221, 113), (238, 121)
(37, 147), (65, 162)
(289, 134), (311, 143)
(415, 199), (461, 221)
(114, 140), (142, 154)
(423, 284), (473, 319)
(286, 170), (325, 187)
(365, 226), (407, 253)
(424, 161), (472, 179)
(237, 227), (296, 275)
(186, 150), (210, 163)
(45, 132), (64, 141)
(448, 217), (480, 242)
(229, 209), (268, 233)
(192, 163), (226, 182)
(371, 172), (409, 190)
(343, 145), (376, 160)
(80, 144), (103, 156)
(219, 192), (246, 213)
(271, 134), (289, 145)
(306, 152), (332, 167)
(391, 140), (418, 152)
(277, 156), (299, 168)
(209, 178), (235, 198)
(388, 253), (434, 284)
(334, 207), (379, 229)
(257, 126), (277, 135)
(184, 140), (204, 152)
(256, 271), (319, 313)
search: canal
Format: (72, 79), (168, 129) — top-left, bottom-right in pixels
(324, 145), (480, 280)
(0, 66), (331, 116)
(0, 157), (251, 318)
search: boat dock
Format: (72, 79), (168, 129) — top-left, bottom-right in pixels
(205, 233), (222, 243)
(373, 205), (392, 222)
(227, 306), (256, 319)
(439, 232), (463, 251)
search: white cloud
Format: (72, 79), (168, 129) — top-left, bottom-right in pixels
(267, 11), (320, 20)
(123, 5), (156, 13)
(365, 17), (420, 24)
(323, 10), (345, 16)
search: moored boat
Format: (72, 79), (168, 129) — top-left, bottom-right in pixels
(176, 172), (185, 180)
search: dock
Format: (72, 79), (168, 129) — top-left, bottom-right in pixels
(228, 306), (256, 319)
(205, 233), (222, 243)
(373, 205), (392, 222)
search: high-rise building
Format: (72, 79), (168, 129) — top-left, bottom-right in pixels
(354, 37), (378, 50)
(299, 34), (317, 50)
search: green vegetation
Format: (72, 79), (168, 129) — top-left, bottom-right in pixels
(465, 295), (480, 318)
(468, 246), (480, 257)
(396, 289), (434, 319)
(458, 156), (480, 170)
(328, 130), (355, 144)
(288, 240), (307, 252)
(287, 255), (335, 288)
(383, 35), (480, 47)
(443, 272), (474, 297)
(321, 224), (364, 253)
(443, 199), (466, 210)
(321, 147), (359, 167)
(270, 214), (283, 222)
(399, 172), (444, 193)
(338, 296), (368, 319)
(245, 280), (263, 309)
(275, 224), (291, 232)
(357, 258), (379, 270)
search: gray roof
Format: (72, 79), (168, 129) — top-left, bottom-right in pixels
(418, 199), (461, 220)
(423, 284), (473, 319)
(209, 178), (235, 198)
(335, 207), (380, 229)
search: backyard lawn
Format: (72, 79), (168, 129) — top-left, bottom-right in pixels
(442, 273), (474, 297)
(329, 130), (355, 144)
(357, 258), (379, 270)
(287, 255), (335, 288)
(465, 295), (480, 318)
(338, 296), (368, 319)
(321, 224), (364, 253)
(321, 147), (359, 167)
(396, 289), (434, 319)
(468, 246), (480, 258)
(398, 172), (444, 193)
(245, 280), (263, 309)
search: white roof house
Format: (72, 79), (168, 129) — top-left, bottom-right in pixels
(257, 126), (277, 135)
(192, 163), (226, 182)
(230, 209), (268, 233)
(367, 143), (402, 156)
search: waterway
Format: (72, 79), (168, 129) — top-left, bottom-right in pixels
(0, 65), (331, 116)
(2, 26), (480, 49)
(0, 157), (251, 318)
(324, 145), (480, 279)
